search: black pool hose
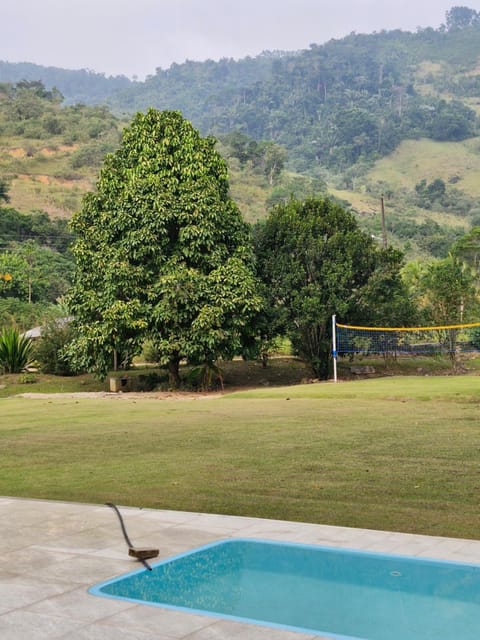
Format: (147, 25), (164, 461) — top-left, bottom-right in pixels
(105, 502), (153, 571)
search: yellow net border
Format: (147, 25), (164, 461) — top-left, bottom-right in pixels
(336, 322), (480, 332)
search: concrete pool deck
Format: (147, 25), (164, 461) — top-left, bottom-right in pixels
(1, 496), (480, 639)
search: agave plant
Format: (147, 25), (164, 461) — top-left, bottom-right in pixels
(0, 327), (34, 374)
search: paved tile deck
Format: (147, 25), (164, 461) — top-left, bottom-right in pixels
(1, 496), (480, 639)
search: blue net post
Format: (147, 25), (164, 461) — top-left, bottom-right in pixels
(332, 314), (338, 382)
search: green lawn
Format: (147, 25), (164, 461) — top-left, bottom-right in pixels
(1, 375), (480, 540)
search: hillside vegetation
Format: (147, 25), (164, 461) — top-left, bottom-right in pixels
(1, 7), (480, 255)
(0, 61), (132, 105)
(0, 82), (322, 225)
(0, 81), (121, 218)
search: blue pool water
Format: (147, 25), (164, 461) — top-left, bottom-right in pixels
(90, 538), (480, 639)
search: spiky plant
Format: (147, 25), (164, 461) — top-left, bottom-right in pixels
(186, 360), (224, 391)
(0, 327), (34, 374)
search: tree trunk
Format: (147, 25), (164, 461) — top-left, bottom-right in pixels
(168, 354), (181, 388)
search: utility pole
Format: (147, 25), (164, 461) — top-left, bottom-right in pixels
(380, 195), (387, 249)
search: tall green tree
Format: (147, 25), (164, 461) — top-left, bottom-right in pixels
(66, 109), (262, 383)
(415, 255), (479, 363)
(254, 197), (412, 378)
(420, 255), (478, 326)
(355, 247), (418, 327)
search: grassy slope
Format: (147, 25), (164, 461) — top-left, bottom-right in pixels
(1, 374), (480, 539)
(328, 137), (480, 251)
(367, 138), (480, 198)
(0, 137), (96, 218)
(1, 135), (274, 223)
(3, 127), (479, 238)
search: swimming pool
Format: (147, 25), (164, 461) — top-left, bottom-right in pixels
(90, 538), (480, 639)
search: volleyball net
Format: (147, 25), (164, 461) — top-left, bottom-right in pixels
(334, 320), (480, 357)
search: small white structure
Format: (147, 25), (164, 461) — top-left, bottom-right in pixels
(22, 317), (73, 340)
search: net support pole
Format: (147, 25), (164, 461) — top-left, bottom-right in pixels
(332, 314), (338, 383)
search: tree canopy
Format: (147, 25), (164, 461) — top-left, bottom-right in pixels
(446, 6), (480, 30)
(421, 256), (478, 326)
(66, 109), (262, 382)
(254, 197), (414, 378)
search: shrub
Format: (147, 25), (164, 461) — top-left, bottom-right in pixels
(18, 372), (37, 384)
(470, 327), (480, 351)
(133, 371), (166, 391)
(34, 318), (77, 376)
(0, 327), (34, 373)
(70, 141), (115, 169)
(186, 361), (224, 391)
(0, 299), (55, 332)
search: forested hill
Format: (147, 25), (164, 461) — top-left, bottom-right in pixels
(106, 18), (480, 174)
(0, 54), (278, 108)
(0, 62), (132, 105)
(2, 7), (480, 176)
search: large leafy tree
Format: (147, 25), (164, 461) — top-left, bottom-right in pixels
(66, 109), (262, 383)
(254, 197), (413, 378)
(413, 255), (479, 364)
(420, 256), (478, 326)
(355, 247), (418, 328)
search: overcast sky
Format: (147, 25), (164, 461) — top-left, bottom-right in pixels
(3, 1), (480, 79)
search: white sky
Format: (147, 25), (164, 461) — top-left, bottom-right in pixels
(2, 1), (480, 79)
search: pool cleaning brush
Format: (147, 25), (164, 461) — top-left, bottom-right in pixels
(105, 502), (159, 571)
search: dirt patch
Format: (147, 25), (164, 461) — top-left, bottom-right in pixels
(17, 173), (90, 187)
(39, 144), (78, 155)
(17, 391), (225, 400)
(7, 145), (78, 158)
(8, 148), (27, 157)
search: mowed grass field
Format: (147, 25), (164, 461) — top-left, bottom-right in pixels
(1, 375), (480, 539)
